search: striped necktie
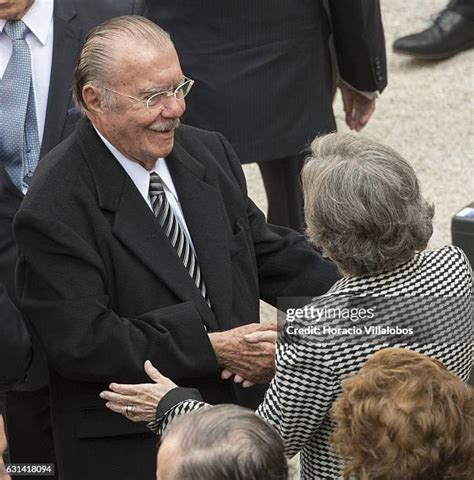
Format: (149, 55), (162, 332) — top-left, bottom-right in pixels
(149, 172), (210, 306)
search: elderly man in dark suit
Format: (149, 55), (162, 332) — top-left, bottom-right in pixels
(145, 0), (387, 232)
(0, 0), (142, 476)
(14, 16), (338, 479)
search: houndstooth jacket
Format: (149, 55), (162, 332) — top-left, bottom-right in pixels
(150, 246), (473, 479)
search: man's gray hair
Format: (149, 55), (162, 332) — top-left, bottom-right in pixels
(302, 133), (434, 276)
(73, 15), (173, 113)
(161, 405), (289, 480)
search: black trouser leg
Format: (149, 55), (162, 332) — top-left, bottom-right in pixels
(5, 387), (57, 480)
(449, 0), (474, 20)
(257, 153), (306, 233)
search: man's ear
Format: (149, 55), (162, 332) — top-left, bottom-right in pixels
(82, 85), (105, 114)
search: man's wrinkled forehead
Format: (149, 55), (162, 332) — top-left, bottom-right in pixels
(110, 43), (182, 86)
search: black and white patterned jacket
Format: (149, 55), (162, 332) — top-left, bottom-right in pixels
(150, 246), (473, 480)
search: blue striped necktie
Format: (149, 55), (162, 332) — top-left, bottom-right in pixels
(149, 172), (210, 306)
(0, 20), (40, 191)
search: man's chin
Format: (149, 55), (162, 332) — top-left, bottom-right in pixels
(156, 137), (175, 158)
(0, 0), (35, 20)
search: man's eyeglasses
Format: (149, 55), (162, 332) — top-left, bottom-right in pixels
(102, 76), (194, 111)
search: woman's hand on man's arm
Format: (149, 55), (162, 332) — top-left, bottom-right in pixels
(100, 360), (177, 422)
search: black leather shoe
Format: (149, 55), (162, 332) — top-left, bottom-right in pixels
(393, 8), (474, 59)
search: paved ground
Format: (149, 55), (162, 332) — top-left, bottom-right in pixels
(245, 1), (473, 475)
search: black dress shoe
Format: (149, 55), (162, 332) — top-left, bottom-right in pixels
(393, 8), (474, 59)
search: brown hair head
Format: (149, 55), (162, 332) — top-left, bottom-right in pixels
(331, 348), (474, 480)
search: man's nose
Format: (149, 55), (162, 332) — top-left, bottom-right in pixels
(160, 96), (185, 118)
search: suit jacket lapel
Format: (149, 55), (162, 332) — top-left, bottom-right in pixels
(77, 120), (220, 330)
(41, 0), (81, 156)
(167, 141), (233, 330)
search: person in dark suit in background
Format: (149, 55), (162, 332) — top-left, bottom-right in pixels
(144, 0), (387, 232)
(14, 16), (338, 479)
(0, 0), (143, 476)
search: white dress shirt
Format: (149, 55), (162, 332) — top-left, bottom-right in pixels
(0, 0), (54, 146)
(95, 128), (197, 253)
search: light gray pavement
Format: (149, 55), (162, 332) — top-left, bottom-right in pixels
(246, 2), (473, 475)
(248, 0), (473, 324)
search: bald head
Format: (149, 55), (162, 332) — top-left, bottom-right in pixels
(156, 405), (289, 480)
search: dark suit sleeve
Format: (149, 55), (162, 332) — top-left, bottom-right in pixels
(0, 283), (32, 391)
(14, 210), (219, 384)
(329, 0), (387, 92)
(131, 0), (145, 15)
(214, 133), (340, 306)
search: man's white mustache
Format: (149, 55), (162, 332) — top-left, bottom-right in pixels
(149, 118), (181, 132)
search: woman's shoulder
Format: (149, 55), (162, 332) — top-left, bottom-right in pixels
(420, 245), (469, 265)
(422, 244), (469, 261)
(420, 245), (472, 279)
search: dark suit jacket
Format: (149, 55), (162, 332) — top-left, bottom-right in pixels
(0, 0), (143, 391)
(0, 284), (31, 392)
(145, 0), (387, 164)
(14, 118), (339, 479)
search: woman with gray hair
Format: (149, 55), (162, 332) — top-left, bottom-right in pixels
(101, 133), (473, 479)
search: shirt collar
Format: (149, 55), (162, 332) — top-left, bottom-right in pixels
(0, 0), (54, 45)
(94, 127), (179, 204)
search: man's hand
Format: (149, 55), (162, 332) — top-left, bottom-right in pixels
(338, 82), (376, 131)
(209, 323), (278, 384)
(221, 329), (279, 387)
